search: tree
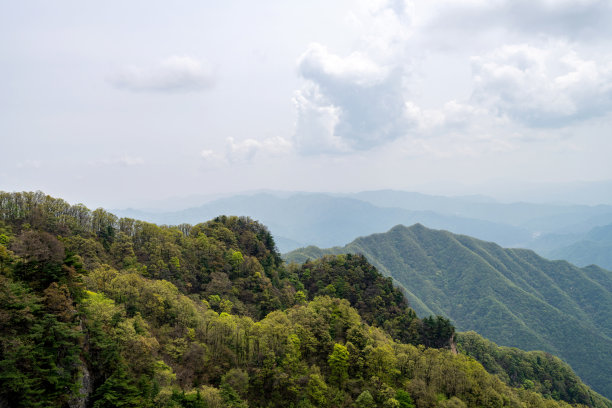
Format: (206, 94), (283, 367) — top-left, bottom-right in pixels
(355, 390), (375, 408)
(328, 343), (349, 387)
(396, 390), (416, 408)
(11, 230), (65, 288)
(306, 371), (328, 407)
(222, 369), (249, 398)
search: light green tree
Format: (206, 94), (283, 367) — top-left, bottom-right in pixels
(328, 343), (349, 386)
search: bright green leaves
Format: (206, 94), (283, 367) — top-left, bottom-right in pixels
(355, 390), (375, 408)
(328, 343), (350, 386)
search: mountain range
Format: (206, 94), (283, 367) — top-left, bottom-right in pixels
(115, 190), (612, 269)
(5, 191), (611, 407)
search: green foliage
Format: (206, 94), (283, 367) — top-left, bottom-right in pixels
(396, 389), (415, 408)
(0, 275), (82, 407)
(306, 371), (328, 407)
(292, 254), (453, 348)
(355, 390), (375, 408)
(328, 343), (350, 386)
(222, 368), (249, 398)
(220, 382), (249, 408)
(92, 365), (143, 408)
(457, 331), (612, 407)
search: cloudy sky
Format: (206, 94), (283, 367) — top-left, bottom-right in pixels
(2, 0), (612, 208)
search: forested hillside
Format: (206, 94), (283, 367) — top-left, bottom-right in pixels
(285, 224), (612, 399)
(456, 332), (608, 406)
(1, 191), (610, 408)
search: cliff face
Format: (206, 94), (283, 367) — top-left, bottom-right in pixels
(69, 357), (91, 408)
(450, 334), (458, 355)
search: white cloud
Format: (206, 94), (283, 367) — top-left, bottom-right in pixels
(118, 156), (145, 166)
(292, 83), (346, 155)
(398, 99), (519, 158)
(294, 42), (412, 154)
(226, 136), (292, 162)
(200, 149), (216, 159)
(198, 149), (227, 171)
(471, 43), (612, 127)
(199, 136), (292, 168)
(347, 0), (414, 61)
(291, 0), (612, 160)
(109, 56), (214, 93)
(298, 43), (390, 87)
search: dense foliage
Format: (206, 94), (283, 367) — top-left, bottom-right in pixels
(457, 332), (612, 408)
(0, 191), (609, 407)
(285, 223), (612, 399)
(291, 255), (454, 348)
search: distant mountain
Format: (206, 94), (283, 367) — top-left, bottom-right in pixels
(117, 190), (612, 268)
(540, 224), (612, 269)
(482, 179), (612, 206)
(115, 193), (533, 252)
(345, 190), (612, 234)
(284, 224), (612, 398)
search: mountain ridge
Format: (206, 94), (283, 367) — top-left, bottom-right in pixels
(115, 191), (612, 271)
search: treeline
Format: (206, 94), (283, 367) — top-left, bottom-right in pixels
(0, 191), (609, 407)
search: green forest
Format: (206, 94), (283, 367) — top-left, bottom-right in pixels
(1, 191), (610, 408)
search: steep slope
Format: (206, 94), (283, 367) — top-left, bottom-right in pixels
(285, 224), (612, 398)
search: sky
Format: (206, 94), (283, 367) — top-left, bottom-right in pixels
(2, 0), (612, 209)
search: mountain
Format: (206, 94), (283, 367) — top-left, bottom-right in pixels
(539, 224), (612, 269)
(284, 223), (612, 398)
(2, 191), (610, 407)
(346, 190), (612, 234)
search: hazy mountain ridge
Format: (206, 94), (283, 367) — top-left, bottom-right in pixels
(284, 224), (612, 398)
(537, 224), (612, 269)
(116, 191), (612, 270)
(115, 192), (534, 251)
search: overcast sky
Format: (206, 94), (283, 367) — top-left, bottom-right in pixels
(2, 0), (612, 208)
